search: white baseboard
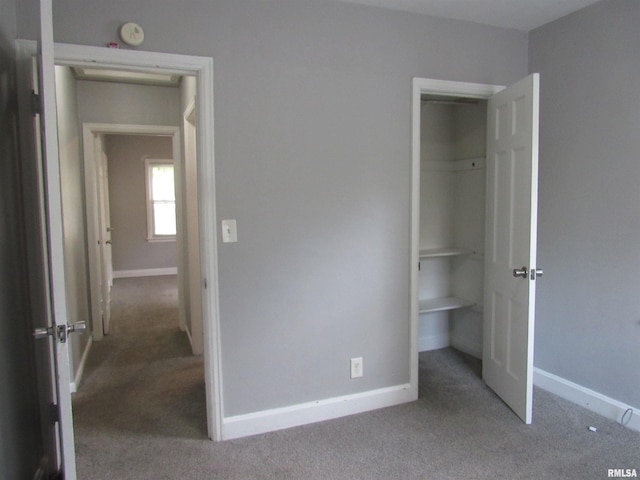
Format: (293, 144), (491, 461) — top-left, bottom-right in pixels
(534, 368), (640, 433)
(418, 333), (449, 352)
(113, 267), (178, 278)
(70, 336), (92, 394)
(222, 383), (417, 440)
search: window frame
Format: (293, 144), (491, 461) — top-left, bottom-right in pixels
(144, 158), (177, 242)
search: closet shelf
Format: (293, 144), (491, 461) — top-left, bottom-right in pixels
(419, 247), (474, 259)
(421, 157), (486, 172)
(419, 296), (475, 314)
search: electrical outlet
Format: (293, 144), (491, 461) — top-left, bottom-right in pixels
(350, 357), (363, 379)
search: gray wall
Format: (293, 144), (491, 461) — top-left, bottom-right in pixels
(53, 0), (528, 417)
(76, 80), (180, 126)
(55, 66), (93, 386)
(105, 134), (177, 272)
(0, 0), (43, 477)
(530, 0), (640, 409)
(15, 0), (39, 41)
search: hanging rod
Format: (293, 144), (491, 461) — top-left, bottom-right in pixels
(421, 98), (479, 106)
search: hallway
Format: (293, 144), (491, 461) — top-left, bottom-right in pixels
(72, 275), (207, 469)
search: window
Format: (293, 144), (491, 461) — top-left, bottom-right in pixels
(145, 159), (176, 241)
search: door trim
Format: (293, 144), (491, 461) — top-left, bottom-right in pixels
(54, 43), (223, 441)
(409, 78), (503, 391)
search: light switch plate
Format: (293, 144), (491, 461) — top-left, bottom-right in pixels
(221, 219), (238, 243)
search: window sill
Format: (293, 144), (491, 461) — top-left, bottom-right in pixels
(147, 237), (177, 243)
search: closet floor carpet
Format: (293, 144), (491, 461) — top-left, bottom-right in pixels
(72, 276), (639, 480)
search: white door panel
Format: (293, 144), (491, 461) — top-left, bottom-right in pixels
(483, 73), (539, 424)
(39, 0), (78, 477)
(98, 149), (113, 334)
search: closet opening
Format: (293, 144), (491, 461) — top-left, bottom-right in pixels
(418, 94), (488, 376)
(412, 75), (540, 423)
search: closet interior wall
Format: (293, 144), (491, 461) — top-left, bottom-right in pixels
(418, 98), (488, 359)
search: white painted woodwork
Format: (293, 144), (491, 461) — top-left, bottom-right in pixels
(223, 384), (414, 440)
(83, 132), (114, 339)
(82, 132), (104, 341)
(98, 149), (113, 334)
(183, 102), (204, 355)
(112, 267), (178, 278)
(419, 247), (474, 258)
(39, 1), (78, 477)
(419, 296), (475, 313)
(483, 73), (539, 424)
(16, 38), (63, 477)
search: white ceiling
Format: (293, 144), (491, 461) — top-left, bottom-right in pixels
(333, 0), (601, 31)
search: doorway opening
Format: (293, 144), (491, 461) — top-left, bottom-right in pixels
(410, 76), (540, 424)
(415, 92), (491, 411)
(410, 79), (502, 395)
(56, 65), (211, 458)
(81, 125), (184, 340)
(51, 44), (222, 447)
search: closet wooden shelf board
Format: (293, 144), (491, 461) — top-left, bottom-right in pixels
(419, 296), (476, 314)
(419, 247), (474, 258)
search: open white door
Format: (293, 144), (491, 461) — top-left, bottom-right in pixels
(38, 0), (79, 477)
(183, 101), (204, 355)
(98, 148), (113, 334)
(483, 73), (540, 424)
(83, 131), (115, 338)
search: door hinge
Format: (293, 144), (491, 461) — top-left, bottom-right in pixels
(48, 403), (59, 424)
(31, 91), (41, 116)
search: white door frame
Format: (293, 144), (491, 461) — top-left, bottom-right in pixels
(82, 123), (181, 340)
(54, 43), (223, 441)
(409, 78), (503, 390)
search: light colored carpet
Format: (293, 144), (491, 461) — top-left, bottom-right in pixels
(73, 276), (639, 479)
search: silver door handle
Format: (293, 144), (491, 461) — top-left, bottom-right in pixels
(33, 326), (54, 340)
(33, 321), (87, 343)
(531, 268), (544, 280)
(105, 240), (112, 245)
(67, 321), (87, 335)
(513, 266), (528, 278)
